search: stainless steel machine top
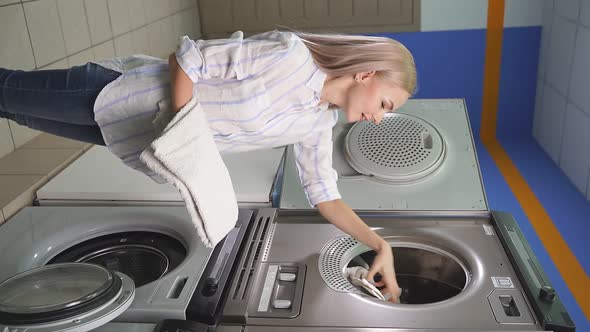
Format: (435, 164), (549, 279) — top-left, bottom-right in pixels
(219, 209), (575, 332)
(280, 99), (489, 214)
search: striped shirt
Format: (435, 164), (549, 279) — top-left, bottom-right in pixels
(93, 30), (341, 207)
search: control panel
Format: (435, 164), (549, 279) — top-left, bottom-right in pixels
(248, 263), (306, 319)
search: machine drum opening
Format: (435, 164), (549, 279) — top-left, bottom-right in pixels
(347, 247), (467, 304)
(48, 231), (187, 287)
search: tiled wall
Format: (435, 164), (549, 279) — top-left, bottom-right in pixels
(0, 133), (91, 223)
(420, 0), (542, 31)
(0, 0), (201, 158)
(0, 0), (201, 222)
(533, 0), (590, 201)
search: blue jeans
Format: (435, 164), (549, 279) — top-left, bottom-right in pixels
(0, 63), (121, 145)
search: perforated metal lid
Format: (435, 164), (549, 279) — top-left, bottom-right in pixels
(318, 236), (469, 298)
(344, 114), (445, 184)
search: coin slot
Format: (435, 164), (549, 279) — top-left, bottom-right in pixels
(499, 295), (521, 317)
(167, 277), (188, 299)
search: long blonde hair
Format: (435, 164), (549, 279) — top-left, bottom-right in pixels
(295, 32), (417, 95)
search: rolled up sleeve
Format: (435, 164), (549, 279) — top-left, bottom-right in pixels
(293, 129), (341, 207)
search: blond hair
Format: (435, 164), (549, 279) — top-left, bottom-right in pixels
(295, 32), (417, 95)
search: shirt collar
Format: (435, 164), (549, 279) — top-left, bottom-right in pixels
(305, 68), (327, 98)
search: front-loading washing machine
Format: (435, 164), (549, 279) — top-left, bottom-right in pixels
(212, 99), (575, 331)
(0, 205), (270, 331)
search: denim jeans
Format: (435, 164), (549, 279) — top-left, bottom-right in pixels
(0, 63), (121, 145)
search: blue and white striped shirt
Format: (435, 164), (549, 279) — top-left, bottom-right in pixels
(93, 30), (341, 206)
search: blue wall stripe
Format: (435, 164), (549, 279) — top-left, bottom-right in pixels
(498, 27), (542, 137)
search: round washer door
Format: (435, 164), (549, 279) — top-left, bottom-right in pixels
(0, 263), (135, 332)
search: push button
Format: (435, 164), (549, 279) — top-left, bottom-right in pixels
(539, 286), (556, 302)
(279, 272), (296, 282)
(273, 299), (292, 309)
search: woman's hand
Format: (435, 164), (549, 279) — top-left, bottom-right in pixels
(367, 240), (402, 303)
(168, 53), (193, 112)
(316, 199), (401, 303)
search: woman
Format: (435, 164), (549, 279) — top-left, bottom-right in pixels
(0, 30), (416, 303)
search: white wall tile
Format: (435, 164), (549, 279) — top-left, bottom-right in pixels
(0, 120), (14, 159)
(8, 121), (41, 148)
(536, 84), (566, 163)
(0, 4), (35, 70)
(180, 9), (195, 39)
(162, 0), (174, 17)
(581, 0), (590, 26)
(161, 16), (176, 54)
(114, 32), (135, 57)
(182, 0), (194, 10)
(560, 103), (590, 194)
(92, 40), (115, 61)
(156, 0), (170, 19)
(41, 58), (69, 69)
(538, 6), (553, 79)
(67, 49), (94, 66)
(148, 21), (165, 58)
(144, 0), (159, 22)
(192, 5), (201, 38)
(107, 0), (131, 36)
(127, 0), (147, 29)
(24, 0), (67, 67)
(84, 0), (112, 44)
(172, 12), (182, 42)
(555, 0), (580, 21)
(171, 0), (183, 13)
(0, 0), (19, 6)
(569, 27), (590, 115)
(132, 26), (151, 55)
(421, 0), (488, 31)
(57, 0), (91, 55)
(546, 15), (576, 96)
(504, 0), (543, 27)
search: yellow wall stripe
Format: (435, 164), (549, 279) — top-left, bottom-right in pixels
(481, 0), (589, 319)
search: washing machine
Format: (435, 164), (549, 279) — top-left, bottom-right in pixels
(211, 99), (575, 331)
(35, 145), (285, 208)
(216, 208), (575, 332)
(0, 205), (271, 331)
(279, 99), (487, 213)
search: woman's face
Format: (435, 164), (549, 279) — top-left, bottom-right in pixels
(342, 72), (411, 124)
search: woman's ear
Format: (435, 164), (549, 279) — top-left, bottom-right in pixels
(354, 71), (376, 82)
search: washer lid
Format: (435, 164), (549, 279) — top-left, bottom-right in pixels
(344, 113), (445, 184)
(0, 263), (135, 332)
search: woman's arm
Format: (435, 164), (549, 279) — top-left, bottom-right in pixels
(317, 199), (401, 302)
(168, 53), (193, 112)
(316, 199), (387, 250)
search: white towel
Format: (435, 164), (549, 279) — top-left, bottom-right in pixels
(140, 97), (239, 248)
